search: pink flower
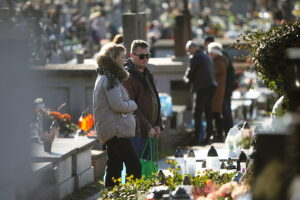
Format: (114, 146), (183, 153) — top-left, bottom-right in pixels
(204, 180), (218, 195)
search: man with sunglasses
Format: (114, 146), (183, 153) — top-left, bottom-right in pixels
(123, 40), (163, 158)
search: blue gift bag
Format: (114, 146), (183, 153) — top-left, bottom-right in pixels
(159, 93), (173, 118)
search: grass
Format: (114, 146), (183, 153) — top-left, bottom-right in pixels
(158, 147), (175, 160)
(63, 178), (105, 200)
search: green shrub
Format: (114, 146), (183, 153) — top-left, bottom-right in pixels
(99, 160), (235, 200)
(234, 21), (300, 109)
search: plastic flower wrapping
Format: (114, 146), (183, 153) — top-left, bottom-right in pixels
(225, 121), (254, 158)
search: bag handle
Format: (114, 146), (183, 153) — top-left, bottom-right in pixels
(141, 138), (150, 159)
(154, 138), (158, 166)
(141, 138), (158, 165)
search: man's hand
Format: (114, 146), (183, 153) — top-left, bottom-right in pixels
(154, 126), (161, 138)
(148, 128), (155, 137)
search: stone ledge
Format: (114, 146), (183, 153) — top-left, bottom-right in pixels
(28, 184), (57, 200)
(57, 177), (74, 199)
(74, 167), (94, 189)
(17, 162), (57, 200)
(91, 150), (107, 179)
(91, 150), (106, 159)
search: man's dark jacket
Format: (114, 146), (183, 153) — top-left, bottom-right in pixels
(184, 49), (217, 91)
(222, 50), (236, 98)
(123, 59), (163, 137)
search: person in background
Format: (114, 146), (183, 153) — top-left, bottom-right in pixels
(123, 39), (163, 158)
(272, 10), (286, 27)
(207, 42), (228, 142)
(93, 43), (141, 188)
(204, 35), (214, 51)
(184, 40), (217, 145)
(90, 11), (107, 50)
(205, 36), (235, 136)
(221, 50), (235, 136)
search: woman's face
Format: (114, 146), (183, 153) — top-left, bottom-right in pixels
(209, 52), (217, 59)
(116, 50), (126, 66)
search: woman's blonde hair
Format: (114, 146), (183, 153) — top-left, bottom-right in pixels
(112, 34), (123, 44)
(97, 42), (126, 61)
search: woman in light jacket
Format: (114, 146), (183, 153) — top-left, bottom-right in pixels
(93, 43), (141, 188)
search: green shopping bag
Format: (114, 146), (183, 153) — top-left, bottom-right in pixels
(140, 138), (158, 179)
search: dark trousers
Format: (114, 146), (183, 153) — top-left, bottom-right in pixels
(222, 96), (233, 136)
(130, 136), (147, 159)
(193, 87), (215, 142)
(212, 112), (223, 140)
(105, 137), (141, 188)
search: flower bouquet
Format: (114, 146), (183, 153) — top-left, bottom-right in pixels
(49, 111), (79, 137)
(31, 99), (79, 152)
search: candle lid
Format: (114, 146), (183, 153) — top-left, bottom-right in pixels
(207, 146), (218, 157)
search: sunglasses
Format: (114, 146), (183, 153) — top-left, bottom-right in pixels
(133, 53), (151, 60)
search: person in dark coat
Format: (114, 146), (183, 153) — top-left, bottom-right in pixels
(184, 40), (217, 145)
(123, 40), (163, 158)
(222, 50), (235, 135)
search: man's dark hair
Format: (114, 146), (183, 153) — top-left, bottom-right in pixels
(274, 10), (283, 21)
(131, 40), (149, 53)
(204, 35), (214, 43)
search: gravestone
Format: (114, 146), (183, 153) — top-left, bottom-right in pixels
(32, 138), (96, 198)
(0, 9), (33, 200)
(122, 0), (147, 58)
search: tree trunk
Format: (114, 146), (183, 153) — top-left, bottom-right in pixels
(121, 0), (126, 13)
(251, 0), (257, 13)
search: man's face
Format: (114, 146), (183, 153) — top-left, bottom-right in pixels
(186, 46), (196, 55)
(131, 46), (150, 70)
(204, 42), (209, 51)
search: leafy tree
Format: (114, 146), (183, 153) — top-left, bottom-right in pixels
(235, 21), (300, 110)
